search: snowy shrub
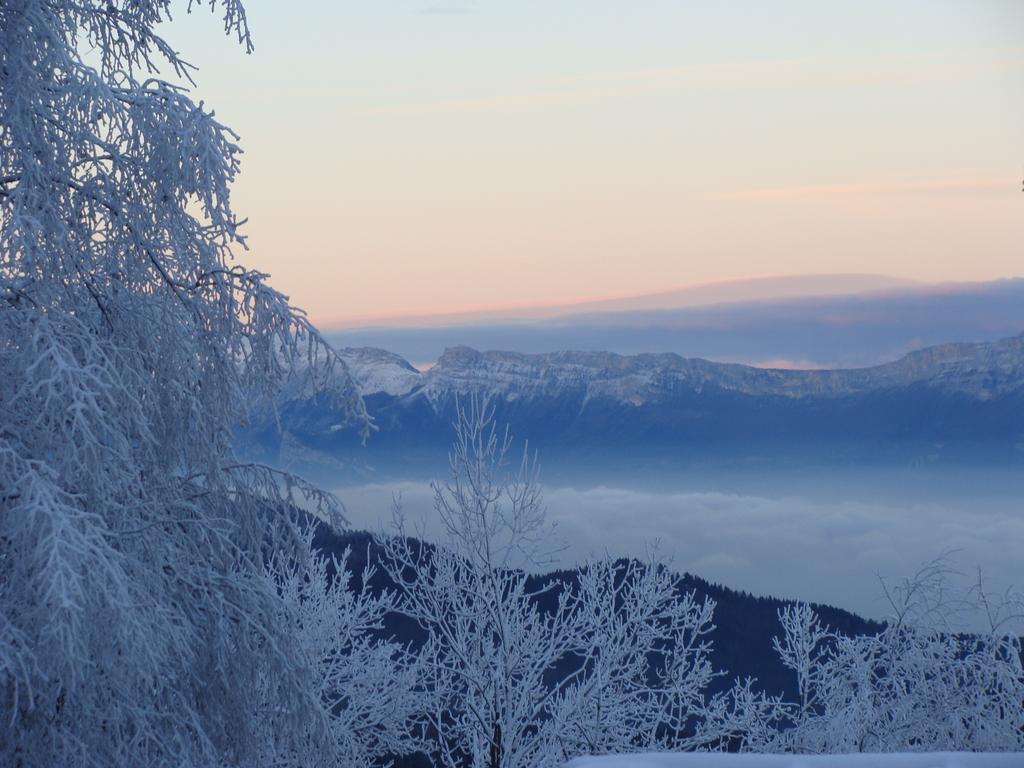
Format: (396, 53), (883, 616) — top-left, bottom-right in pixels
(261, 522), (425, 768)
(756, 560), (1024, 754)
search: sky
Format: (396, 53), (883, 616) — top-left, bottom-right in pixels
(172, 1), (1024, 326)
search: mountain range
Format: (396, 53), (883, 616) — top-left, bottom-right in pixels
(239, 333), (1024, 484)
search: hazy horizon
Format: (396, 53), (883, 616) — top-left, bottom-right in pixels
(325, 272), (923, 329)
(327, 275), (1024, 369)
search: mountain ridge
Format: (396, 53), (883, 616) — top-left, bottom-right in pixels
(237, 333), (1024, 483)
(339, 332), (1024, 404)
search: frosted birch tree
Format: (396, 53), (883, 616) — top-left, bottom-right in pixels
(0, 2), (365, 766)
(379, 399), (726, 768)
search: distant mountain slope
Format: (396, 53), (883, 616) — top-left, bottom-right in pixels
(337, 346), (421, 397)
(236, 334), (1024, 483)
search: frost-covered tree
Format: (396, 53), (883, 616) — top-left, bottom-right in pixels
(380, 400), (726, 768)
(759, 559), (1024, 754)
(0, 2), (364, 766)
(551, 557), (721, 756)
(261, 523), (425, 768)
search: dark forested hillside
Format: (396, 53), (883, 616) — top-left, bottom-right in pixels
(312, 526), (884, 703)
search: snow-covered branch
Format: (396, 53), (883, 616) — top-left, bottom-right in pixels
(378, 400), (730, 768)
(0, 3), (365, 766)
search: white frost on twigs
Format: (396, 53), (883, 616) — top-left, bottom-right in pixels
(0, 2), (365, 766)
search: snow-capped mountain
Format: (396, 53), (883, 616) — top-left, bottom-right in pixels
(337, 347), (421, 397)
(340, 334), (1024, 404)
(240, 334), (1024, 482)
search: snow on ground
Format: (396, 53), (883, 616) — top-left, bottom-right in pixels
(566, 753), (1023, 768)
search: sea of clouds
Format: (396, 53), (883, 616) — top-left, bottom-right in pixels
(335, 478), (1023, 628)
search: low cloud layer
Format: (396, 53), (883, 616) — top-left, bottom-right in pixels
(336, 479), (1024, 628)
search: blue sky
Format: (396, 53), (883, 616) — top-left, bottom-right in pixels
(173, 1), (1024, 323)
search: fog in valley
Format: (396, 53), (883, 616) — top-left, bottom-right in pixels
(335, 466), (1024, 628)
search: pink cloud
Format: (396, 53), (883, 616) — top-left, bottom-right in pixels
(710, 177), (1013, 202)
